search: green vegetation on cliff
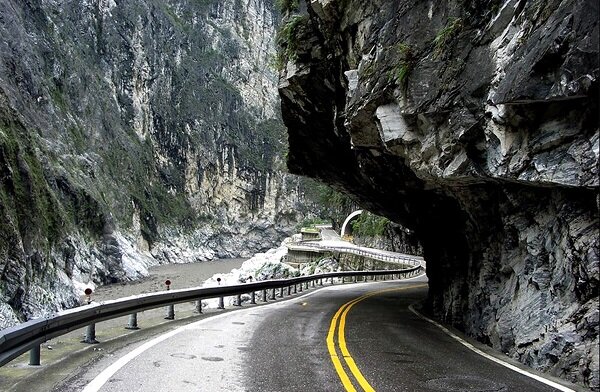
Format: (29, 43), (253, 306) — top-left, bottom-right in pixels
(351, 212), (390, 237)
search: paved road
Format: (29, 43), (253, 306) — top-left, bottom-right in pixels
(73, 276), (567, 392)
(320, 227), (342, 241)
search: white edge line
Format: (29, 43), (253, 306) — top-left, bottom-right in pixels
(83, 276), (426, 392)
(82, 278), (398, 392)
(408, 304), (576, 392)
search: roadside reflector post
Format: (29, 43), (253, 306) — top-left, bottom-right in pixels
(84, 288), (93, 304)
(82, 288), (99, 344)
(29, 345), (41, 366)
(164, 280), (175, 320)
(126, 313), (140, 330)
(217, 278), (225, 309)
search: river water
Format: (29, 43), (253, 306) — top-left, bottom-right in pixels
(93, 258), (247, 302)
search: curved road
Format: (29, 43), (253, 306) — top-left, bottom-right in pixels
(70, 276), (568, 391)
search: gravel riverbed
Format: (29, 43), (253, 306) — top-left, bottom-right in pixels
(93, 258), (247, 302)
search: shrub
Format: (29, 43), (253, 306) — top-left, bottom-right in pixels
(390, 43), (415, 89)
(433, 17), (463, 57)
(275, 15), (308, 70)
(275, 0), (299, 14)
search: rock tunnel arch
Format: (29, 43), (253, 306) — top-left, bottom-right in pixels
(340, 210), (363, 237)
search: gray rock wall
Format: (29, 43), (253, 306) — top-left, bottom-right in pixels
(0, 0), (323, 328)
(278, 0), (598, 388)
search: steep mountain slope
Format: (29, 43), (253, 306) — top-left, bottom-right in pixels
(0, 0), (316, 327)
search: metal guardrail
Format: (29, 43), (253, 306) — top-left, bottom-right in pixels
(288, 242), (424, 267)
(0, 267), (424, 368)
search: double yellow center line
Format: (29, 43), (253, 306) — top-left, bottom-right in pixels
(326, 284), (426, 391)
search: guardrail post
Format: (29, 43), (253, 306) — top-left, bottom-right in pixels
(319, 278), (323, 286)
(234, 293), (243, 306)
(270, 288), (276, 300)
(299, 282), (303, 292)
(312, 280), (315, 287)
(29, 345), (41, 366)
(165, 304), (175, 320)
(353, 275), (357, 283)
(126, 313), (140, 330)
(195, 300), (203, 313)
(262, 289), (268, 302)
(251, 291), (256, 304)
(82, 323), (99, 344)
(305, 281), (309, 290)
(331, 277), (335, 285)
(293, 284), (297, 294)
(279, 287), (284, 297)
(287, 286), (292, 295)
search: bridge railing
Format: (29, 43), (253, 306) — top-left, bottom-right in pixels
(288, 242), (424, 267)
(0, 267), (424, 368)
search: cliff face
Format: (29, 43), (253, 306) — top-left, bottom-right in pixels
(279, 0), (599, 388)
(0, 0), (319, 327)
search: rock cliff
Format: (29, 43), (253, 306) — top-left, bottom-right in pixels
(278, 0), (598, 388)
(0, 0), (322, 328)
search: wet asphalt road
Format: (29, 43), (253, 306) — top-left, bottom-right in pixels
(81, 276), (564, 391)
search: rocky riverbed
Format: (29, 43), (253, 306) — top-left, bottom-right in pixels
(92, 258), (247, 303)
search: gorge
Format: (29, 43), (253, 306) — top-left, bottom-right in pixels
(0, 0), (597, 390)
(0, 0), (331, 329)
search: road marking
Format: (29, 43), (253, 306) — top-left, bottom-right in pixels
(327, 283), (427, 392)
(82, 278), (409, 392)
(327, 299), (359, 392)
(338, 292), (376, 392)
(408, 304), (577, 392)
